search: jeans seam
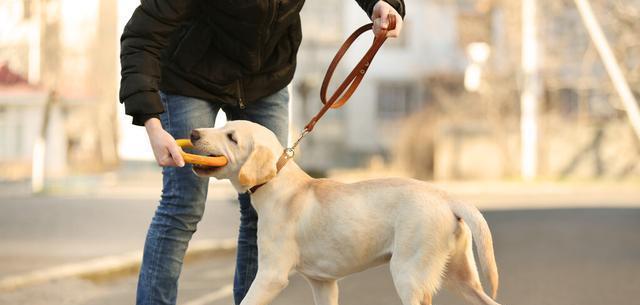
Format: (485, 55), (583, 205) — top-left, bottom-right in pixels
(164, 94), (173, 133)
(148, 93), (173, 304)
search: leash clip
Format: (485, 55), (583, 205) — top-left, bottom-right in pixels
(276, 128), (309, 171)
(284, 147), (295, 159)
(286, 128), (310, 158)
(291, 128), (309, 150)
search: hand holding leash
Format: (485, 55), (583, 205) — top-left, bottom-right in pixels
(371, 1), (403, 38)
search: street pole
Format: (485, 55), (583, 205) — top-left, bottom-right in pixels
(520, 0), (540, 181)
(32, 0), (61, 193)
(574, 0), (640, 141)
(27, 0), (41, 85)
(94, 0), (119, 168)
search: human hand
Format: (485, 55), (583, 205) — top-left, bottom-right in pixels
(371, 1), (403, 38)
(145, 118), (185, 167)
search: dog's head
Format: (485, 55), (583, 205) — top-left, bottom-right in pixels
(190, 120), (283, 193)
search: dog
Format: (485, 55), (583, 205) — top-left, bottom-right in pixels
(190, 120), (501, 305)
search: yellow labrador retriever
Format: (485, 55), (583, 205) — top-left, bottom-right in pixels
(190, 120), (501, 305)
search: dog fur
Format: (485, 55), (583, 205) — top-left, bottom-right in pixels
(190, 120), (501, 305)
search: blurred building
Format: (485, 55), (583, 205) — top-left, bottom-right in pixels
(293, 0), (640, 180)
(1, 0), (636, 182)
(293, 0), (467, 172)
(0, 64), (51, 180)
(0, 0), (119, 181)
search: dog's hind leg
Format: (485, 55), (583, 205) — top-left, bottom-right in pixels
(305, 277), (339, 305)
(445, 266), (501, 305)
(445, 220), (501, 305)
(422, 293), (433, 305)
(389, 252), (448, 305)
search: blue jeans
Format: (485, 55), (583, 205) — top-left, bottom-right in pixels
(136, 88), (289, 305)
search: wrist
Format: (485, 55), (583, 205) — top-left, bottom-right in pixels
(144, 117), (163, 133)
(374, 0), (405, 19)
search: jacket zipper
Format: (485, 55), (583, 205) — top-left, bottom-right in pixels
(258, 0), (278, 69)
(266, 0), (278, 39)
(238, 0), (278, 109)
(236, 80), (246, 109)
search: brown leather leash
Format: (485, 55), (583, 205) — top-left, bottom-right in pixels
(278, 15), (397, 170)
(250, 15), (397, 193)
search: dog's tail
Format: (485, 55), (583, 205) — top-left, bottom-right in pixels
(449, 201), (499, 299)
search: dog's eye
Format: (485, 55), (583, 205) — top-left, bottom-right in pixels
(226, 132), (238, 144)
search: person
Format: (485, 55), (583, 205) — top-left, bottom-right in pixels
(119, 1), (405, 304)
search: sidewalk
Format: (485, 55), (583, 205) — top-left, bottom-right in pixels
(329, 170), (640, 209)
(3, 161), (638, 206)
(435, 180), (640, 209)
(0, 161), (238, 200)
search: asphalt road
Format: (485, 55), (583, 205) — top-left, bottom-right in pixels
(0, 191), (240, 278)
(2, 208), (639, 305)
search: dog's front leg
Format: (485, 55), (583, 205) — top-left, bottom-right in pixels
(239, 235), (296, 305)
(306, 278), (339, 305)
(239, 267), (290, 305)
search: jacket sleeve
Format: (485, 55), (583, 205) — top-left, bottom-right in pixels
(119, 0), (195, 126)
(355, 0), (406, 19)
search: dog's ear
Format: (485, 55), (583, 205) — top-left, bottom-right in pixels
(238, 145), (277, 188)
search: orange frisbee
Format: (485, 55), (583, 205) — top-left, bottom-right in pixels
(176, 139), (228, 167)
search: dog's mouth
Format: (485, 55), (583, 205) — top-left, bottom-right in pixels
(192, 153), (226, 176)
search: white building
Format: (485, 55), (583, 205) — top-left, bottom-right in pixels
(293, 0), (469, 171)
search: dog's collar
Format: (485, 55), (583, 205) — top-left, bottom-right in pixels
(248, 183), (266, 194)
(247, 151), (290, 194)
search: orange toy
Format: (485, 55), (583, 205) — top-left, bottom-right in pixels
(175, 139), (228, 167)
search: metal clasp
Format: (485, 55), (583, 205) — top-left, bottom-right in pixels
(281, 128), (309, 161)
(284, 147), (295, 159)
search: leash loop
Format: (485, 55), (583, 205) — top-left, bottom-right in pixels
(305, 14), (397, 133)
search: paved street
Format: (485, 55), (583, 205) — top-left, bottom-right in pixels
(0, 184), (240, 278)
(2, 207), (639, 305)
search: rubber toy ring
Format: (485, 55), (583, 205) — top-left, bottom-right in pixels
(176, 139), (228, 167)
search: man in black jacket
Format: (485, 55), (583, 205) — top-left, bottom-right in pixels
(120, 1), (404, 305)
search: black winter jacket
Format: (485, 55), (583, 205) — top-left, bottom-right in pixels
(120, 0), (405, 126)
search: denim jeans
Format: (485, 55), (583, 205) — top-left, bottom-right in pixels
(136, 88), (289, 305)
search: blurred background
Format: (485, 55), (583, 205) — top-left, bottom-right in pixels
(0, 0), (639, 304)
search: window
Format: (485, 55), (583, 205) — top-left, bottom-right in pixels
(377, 82), (417, 120)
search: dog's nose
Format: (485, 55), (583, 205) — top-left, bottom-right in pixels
(190, 130), (201, 143)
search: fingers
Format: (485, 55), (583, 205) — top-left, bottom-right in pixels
(374, 18), (401, 38)
(372, 14), (389, 37)
(373, 18), (385, 36)
(151, 137), (185, 167)
(167, 142), (185, 167)
(374, 7), (390, 29)
(386, 27), (400, 38)
(157, 153), (177, 167)
(371, 1), (403, 38)
(146, 124), (186, 168)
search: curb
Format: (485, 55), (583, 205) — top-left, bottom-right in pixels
(0, 238), (236, 293)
